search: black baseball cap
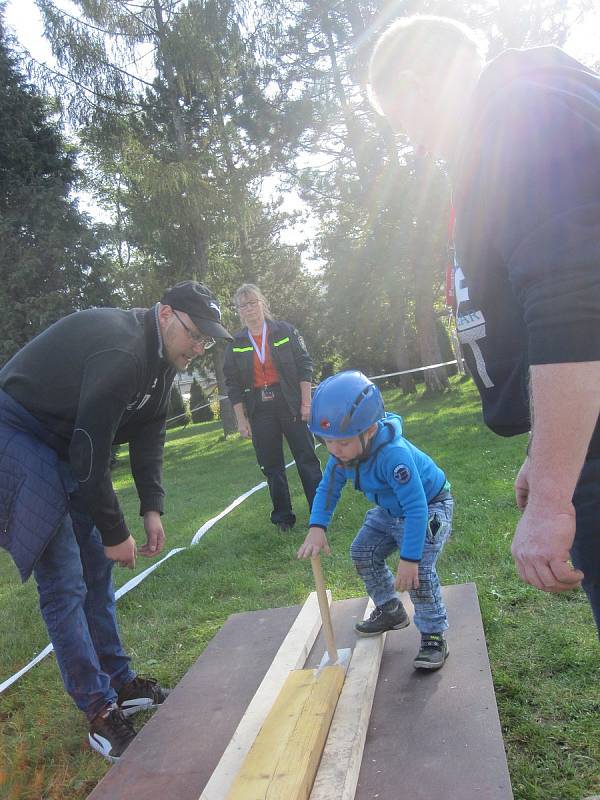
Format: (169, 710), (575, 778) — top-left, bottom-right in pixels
(162, 281), (233, 340)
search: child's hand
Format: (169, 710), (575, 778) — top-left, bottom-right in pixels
(297, 527), (331, 559)
(395, 559), (419, 592)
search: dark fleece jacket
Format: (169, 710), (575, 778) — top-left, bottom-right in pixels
(453, 46), (600, 448)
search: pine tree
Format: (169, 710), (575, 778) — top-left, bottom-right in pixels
(0, 10), (113, 364)
(167, 384), (189, 428)
(190, 379), (214, 423)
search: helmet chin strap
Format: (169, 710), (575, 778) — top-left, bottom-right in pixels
(359, 431), (369, 458)
(336, 431), (373, 468)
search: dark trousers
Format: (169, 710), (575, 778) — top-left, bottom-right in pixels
(250, 387), (322, 526)
(572, 457), (600, 638)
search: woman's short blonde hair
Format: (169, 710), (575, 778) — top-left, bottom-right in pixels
(368, 15), (484, 115)
(233, 283), (273, 320)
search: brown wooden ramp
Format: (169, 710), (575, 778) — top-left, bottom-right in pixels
(88, 583), (513, 800)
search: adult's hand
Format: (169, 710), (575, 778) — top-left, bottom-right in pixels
(513, 362), (600, 593)
(238, 418), (252, 438)
(514, 457), (530, 511)
(139, 510), (165, 557)
(300, 399), (311, 422)
(105, 535), (137, 569)
(511, 504), (583, 592)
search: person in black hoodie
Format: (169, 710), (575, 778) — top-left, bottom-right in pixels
(0, 281), (232, 760)
(368, 15), (600, 635)
(224, 283), (322, 532)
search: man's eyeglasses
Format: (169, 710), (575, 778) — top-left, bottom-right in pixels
(238, 299), (260, 310)
(173, 310), (215, 350)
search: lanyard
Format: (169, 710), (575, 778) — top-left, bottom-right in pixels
(247, 321), (268, 364)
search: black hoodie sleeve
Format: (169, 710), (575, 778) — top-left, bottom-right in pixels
(288, 324), (314, 383)
(70, 349), (139, 546)
(483, 81), (600, 365)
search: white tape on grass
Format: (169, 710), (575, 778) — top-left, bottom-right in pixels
(190, 458), (297, 545)
(191, 481), (267, 545)
(115, 547), (187, 600)
(0, 358), (457, 694)
(0, 644), (54, 696)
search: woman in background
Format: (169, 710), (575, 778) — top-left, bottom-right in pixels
(224, 284), (322, 532)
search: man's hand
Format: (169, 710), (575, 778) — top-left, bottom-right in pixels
(297, 527), (331, 559)
(395, 559), (419, 592)
(514, 457), (530, 511)
(105, 535), (137, 569)
(511, 504), (583, 592)
(300, 400), (311, 422)
(139, 510), (165, 557)
(238, 418), (252, 438)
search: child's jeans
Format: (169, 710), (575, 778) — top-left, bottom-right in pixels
(350, 493), (454, 634)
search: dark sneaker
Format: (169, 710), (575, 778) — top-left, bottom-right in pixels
(117, 676), (171, 717)
(413, 633), (449, 670)
(88, 704), (136, 762)
(355, 599), (410, 637)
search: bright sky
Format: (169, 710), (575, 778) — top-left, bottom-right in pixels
(4, 0), (599, 256)
(7, 0), (599, 69)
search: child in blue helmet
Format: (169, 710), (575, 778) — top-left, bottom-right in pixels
(297, 370), (454, 670)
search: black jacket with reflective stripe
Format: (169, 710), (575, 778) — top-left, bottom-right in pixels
(223, 319), (313, 418)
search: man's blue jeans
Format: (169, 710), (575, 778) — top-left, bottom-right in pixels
(32, 476), (135, 720)
(350, 495), (454, 634)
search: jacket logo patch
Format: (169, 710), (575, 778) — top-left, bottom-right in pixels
(393, 464), (411, 484)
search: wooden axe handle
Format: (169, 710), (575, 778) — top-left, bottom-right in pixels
(311, 554), (338, 663)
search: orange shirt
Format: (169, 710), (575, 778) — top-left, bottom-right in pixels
(251, 328), (280, 388)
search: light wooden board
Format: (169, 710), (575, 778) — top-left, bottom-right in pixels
(199, 590), (329, 800)
(226, 666), (345, 800)
(310, 599), (383, 800)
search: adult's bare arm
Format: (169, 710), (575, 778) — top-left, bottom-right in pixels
(511, 362), (600, 592)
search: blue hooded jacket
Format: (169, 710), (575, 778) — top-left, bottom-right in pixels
(309, 413), (446, 561)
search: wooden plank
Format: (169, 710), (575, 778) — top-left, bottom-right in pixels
(226, 666), (345, 800)
(310, 599), (383, 800)
(355, 585), (513, 799)
(199, 590), (329, 800)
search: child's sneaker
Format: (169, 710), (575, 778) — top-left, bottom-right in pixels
(354, 599), (410, 636)
(413, 633), (449, 670)
(117, 675), (171, 717)
(88, 704), (136, 762)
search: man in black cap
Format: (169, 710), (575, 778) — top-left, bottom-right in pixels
(0, 281), (232, 761)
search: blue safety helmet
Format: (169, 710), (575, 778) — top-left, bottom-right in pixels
(309, 371), (385, 439)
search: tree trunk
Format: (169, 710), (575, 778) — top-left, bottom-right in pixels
(321, 12), (369, 190)
(212, 344), (237, 437)
(213, 91), (254, 281)
(390, 293), (416, 393)
(414, 269), (449, 394)
(394, 326), (416, 394)
(153, 0), (210, 280)
(412, 157), (449, 394)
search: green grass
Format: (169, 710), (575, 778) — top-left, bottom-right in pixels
(0, 377), (598, 799)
